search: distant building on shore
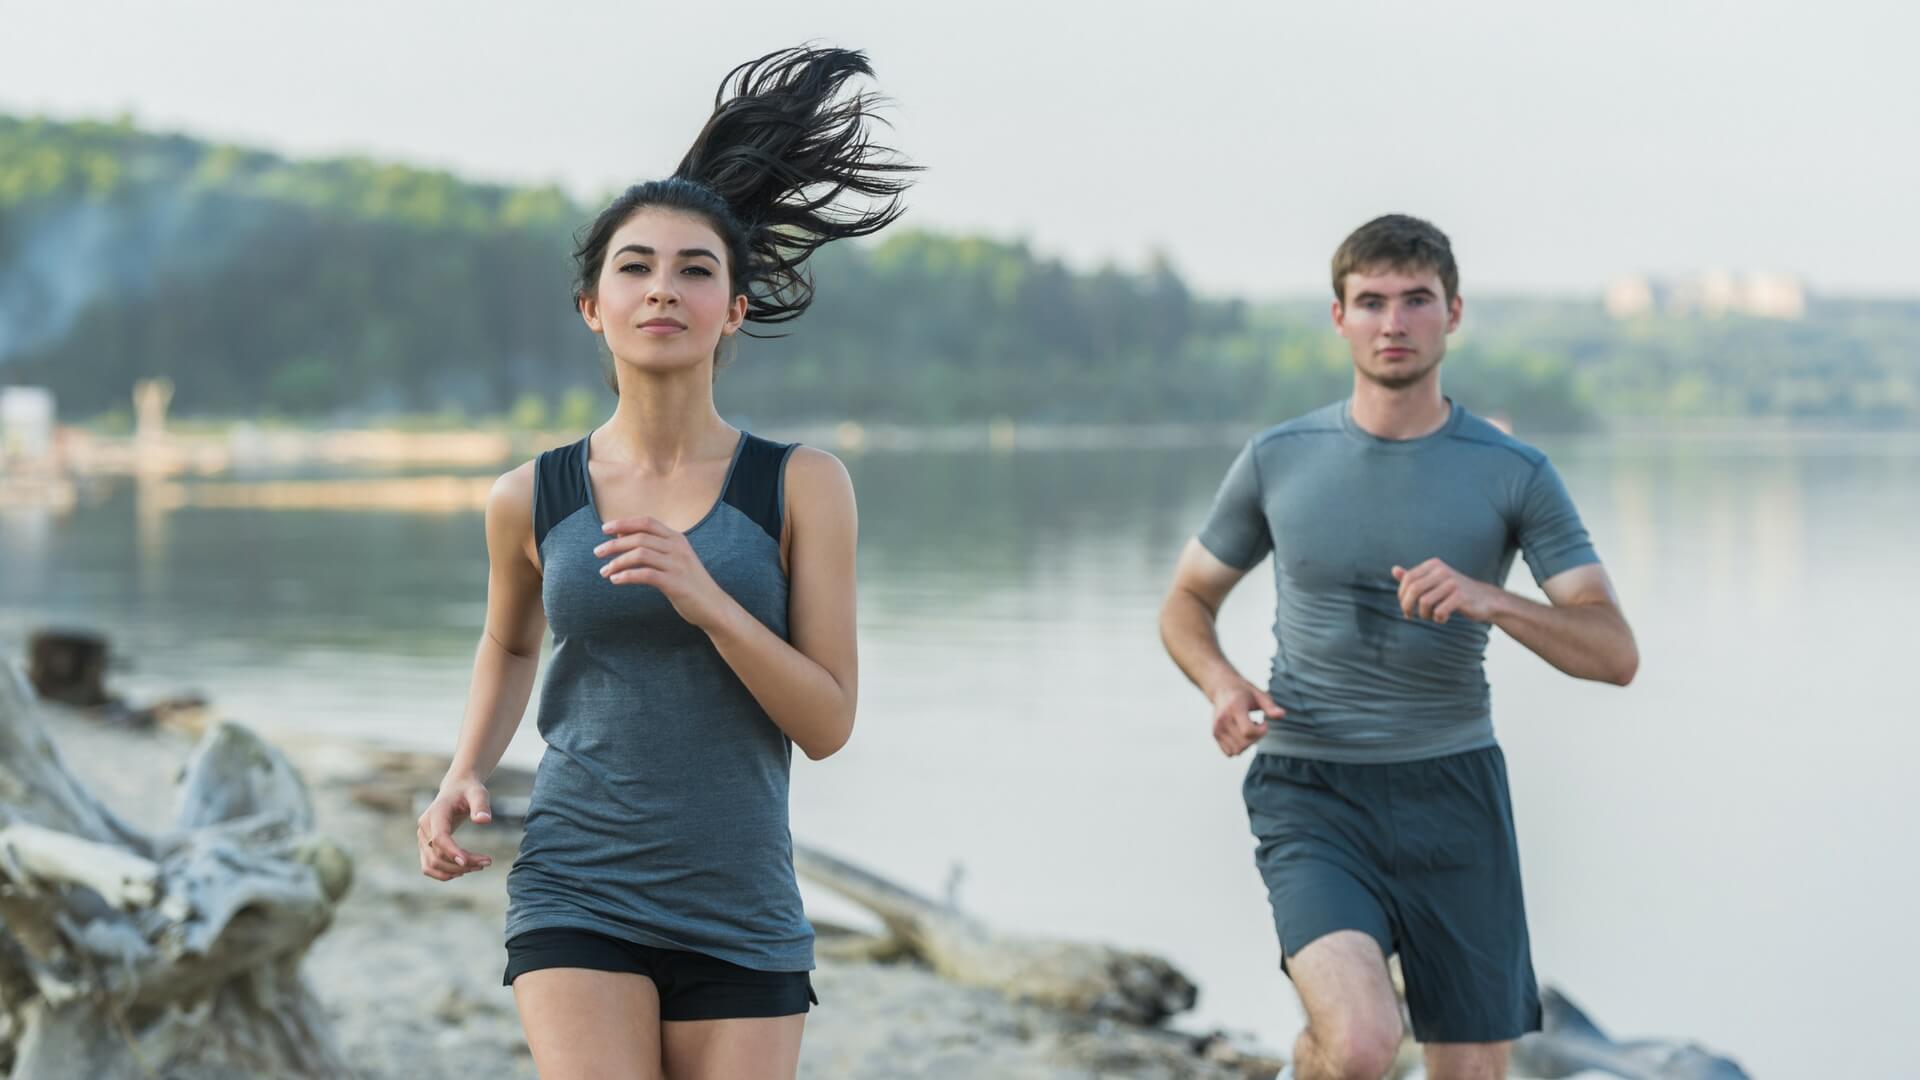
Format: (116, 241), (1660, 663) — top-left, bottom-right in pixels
(1, 386), (57, 464)
(0, 385), (77, 510)
(1605, 272), (1806, 321)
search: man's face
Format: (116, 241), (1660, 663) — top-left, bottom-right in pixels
(1332, 265), (1463, 390)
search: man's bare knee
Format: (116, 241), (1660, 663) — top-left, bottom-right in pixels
(1309, 1018), (1401, 1080)
(1287, 931), (1403, 1080)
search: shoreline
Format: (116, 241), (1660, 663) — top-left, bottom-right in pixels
(21, 412), (1920, 477)
(7, 419), (1912, 516)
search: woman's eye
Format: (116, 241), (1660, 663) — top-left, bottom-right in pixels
(683, 266), (713, 277)
(618, 263), (648, 274)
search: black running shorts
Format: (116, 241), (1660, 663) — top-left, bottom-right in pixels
(503, 926), (816, 1022)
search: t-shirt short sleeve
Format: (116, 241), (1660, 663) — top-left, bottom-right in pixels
(1197, 438), (1273, 570)
(1517, 458), (1600, 585)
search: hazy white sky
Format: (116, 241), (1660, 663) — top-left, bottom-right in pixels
(3, 0), (1916, 297)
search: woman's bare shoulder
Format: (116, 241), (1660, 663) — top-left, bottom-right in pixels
(487, 459), (539, 539)
(784, 445), (852, 497)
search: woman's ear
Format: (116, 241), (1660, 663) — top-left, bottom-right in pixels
(578, 293), (604, 334)
(720, 293), (749, 336)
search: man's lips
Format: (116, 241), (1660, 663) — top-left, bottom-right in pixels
(639, 319), (686, 334)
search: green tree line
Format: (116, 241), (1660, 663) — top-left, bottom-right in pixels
(3, 115), (1913, 430)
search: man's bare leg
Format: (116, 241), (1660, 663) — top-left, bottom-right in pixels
(1286, 930), (1402, 1080)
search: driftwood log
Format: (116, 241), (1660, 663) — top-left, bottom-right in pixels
(0, 663), (354, 1079)
(794, 844), (1752, 1079)
(793, 843), (1198, 1026)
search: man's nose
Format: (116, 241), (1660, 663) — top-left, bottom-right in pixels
(1381, 303), (1407, 334)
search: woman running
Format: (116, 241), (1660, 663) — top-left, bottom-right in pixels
(415, 46), (913, 1079)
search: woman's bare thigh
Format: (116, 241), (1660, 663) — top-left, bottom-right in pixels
(661, 1014), (805, 1080)
(513, 967), (664, 1080)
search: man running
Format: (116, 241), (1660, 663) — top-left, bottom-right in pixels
(1159, 214), (1638, 1080)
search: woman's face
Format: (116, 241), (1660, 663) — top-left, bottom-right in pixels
(580, 207), (747, 379)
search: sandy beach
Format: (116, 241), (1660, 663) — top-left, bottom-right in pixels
(28, 702), (1282, 1080)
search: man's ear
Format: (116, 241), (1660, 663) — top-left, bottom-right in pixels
(1446, 292), (1464, 333)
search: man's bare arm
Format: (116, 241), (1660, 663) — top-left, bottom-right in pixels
(1160, 540), (1285, 755)
(1394, 559), (1638, 686)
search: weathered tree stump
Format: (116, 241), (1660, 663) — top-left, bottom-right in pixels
(0, 663), (355, 1079)
(25, 631), (110, 709)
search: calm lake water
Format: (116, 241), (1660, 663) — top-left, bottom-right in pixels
(4, 429), (1915, 1078)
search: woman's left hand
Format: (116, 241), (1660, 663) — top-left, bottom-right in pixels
(595, 517), (734, 630)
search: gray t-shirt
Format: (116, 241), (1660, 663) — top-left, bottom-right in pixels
(1197, 399), (1599, 763)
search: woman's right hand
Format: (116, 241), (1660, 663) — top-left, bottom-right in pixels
(418, 774), (494, 881)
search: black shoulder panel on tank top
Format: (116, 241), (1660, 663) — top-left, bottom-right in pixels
(722, 434), (795, 545)
(534, 436), (591, 549)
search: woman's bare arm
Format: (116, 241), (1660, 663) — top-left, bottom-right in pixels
(703, 447), (859, 760)
(419, 462), (547, 880)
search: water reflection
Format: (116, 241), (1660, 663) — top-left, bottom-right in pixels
(0, 504), (55, 571)
(134, 475), (172, 598)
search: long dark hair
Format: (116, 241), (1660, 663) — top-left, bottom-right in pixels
(573, 46), (916, 343)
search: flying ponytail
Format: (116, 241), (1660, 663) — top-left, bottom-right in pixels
(572, 45), (916, 336)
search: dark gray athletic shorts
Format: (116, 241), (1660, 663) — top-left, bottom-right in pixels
(503, 927), (816, 1021)
(1243, 745), (1542, 1043)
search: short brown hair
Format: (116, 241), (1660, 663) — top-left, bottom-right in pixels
(1331, 214), (1458, 304)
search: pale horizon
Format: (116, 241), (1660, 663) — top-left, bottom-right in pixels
(3, 0), (1917, 300)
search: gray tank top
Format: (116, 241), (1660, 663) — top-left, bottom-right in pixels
(503, 430), (813, 971)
